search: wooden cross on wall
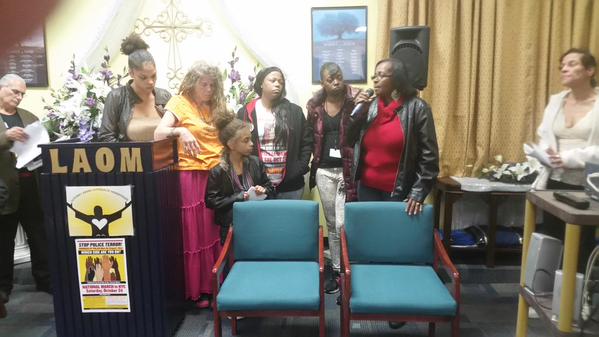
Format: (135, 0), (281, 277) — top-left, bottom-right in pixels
(134, 0), (212, 90)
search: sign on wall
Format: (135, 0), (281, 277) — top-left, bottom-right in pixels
(0, 27), (48, 87)
(311, 6), (368, 84)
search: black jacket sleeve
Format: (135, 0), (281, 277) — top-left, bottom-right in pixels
(284, 105), (313, 182)
(98, 90), (121, 142)
(297, 107), (313, 176)
(236, 106), (248, 122)
(206, 167), (245, 213)
(0, 178), (7, 211)
(408, 104), (439, 202)
(345, 102), (371, 146)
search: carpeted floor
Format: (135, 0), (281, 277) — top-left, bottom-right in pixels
(0, 259), (555, 337)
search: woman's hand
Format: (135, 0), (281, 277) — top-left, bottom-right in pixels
(178, 128), (201, 157)
(253, 185), (266, 195)
(406, 197), (424, 216)
(5, 127), (28, 142)
(354, 90), (375, 106)
(546, 148), (563, 168)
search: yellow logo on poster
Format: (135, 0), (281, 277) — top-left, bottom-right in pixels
(66, 186), (134, 237)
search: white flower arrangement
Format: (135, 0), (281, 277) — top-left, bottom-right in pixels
(42, 50), (127, 142)
(480, 155), (541, 184)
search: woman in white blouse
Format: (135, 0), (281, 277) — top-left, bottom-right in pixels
(534, 48), (598, 271)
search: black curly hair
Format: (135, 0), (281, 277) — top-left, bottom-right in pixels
(215, 110), (250, 151)
(120, 33), (154, 70)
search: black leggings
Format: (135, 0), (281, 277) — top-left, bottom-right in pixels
(0, 175), (50, 293)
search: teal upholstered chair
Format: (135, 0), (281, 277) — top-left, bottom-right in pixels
(212, 200), (325, 337)
(340, 202), (460, 337)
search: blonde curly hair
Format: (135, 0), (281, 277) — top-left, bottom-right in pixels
(178, 61), (228, 116)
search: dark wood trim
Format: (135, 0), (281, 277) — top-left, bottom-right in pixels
(435, 176), (526, 267)
(527, 190), (599, 226)
(318, 227), (326, 337)
(519, 286), (599, 337)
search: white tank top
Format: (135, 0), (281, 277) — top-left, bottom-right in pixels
(551, 105), (594, 185)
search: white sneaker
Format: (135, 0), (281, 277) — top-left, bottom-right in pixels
(528, 307), (539, 318)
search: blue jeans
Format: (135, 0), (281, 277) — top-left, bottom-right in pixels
(357, 182), (402, 202)
(276, 187), (305, 200)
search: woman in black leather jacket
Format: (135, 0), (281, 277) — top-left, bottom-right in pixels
(206, 112), (275, 243)
(347, 58), (439, 216)
(98, 34), (171, 142)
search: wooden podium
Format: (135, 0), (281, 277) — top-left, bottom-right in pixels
(39, 139), (185, 337)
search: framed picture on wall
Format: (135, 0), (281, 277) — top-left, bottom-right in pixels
(0, 27), (49, 87)
(311, 6), (367, 84)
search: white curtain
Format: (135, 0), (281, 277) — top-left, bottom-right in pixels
(76, 0), (144, 66)
(211, 0), (312, 104)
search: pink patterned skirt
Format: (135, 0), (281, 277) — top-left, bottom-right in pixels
(178, 170), (221, 300)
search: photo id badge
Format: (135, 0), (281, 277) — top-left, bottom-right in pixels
(329, 148), (341, 158)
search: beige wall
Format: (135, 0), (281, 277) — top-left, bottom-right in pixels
(19, 0), (142, 114)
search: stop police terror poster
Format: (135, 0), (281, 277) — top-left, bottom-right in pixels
(75, 238), (130, 312)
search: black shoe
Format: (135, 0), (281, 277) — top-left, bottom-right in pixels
(0, 291), (9, 303)
(0, 301), (6, 319)
(324, 272), (339, 294)
(336, 294), (341, 306)
(388, 321), (406, 329)
(36, 284), (53, 295)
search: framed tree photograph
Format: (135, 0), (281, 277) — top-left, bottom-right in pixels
(0, 27), (49, 87)
(311, 6), (368, 84)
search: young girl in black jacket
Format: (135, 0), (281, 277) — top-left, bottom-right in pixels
(206, 111), (275, 243)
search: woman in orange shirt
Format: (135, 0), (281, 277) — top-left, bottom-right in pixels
(154, 62), (225, 308)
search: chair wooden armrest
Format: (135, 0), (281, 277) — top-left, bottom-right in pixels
(319, 227), (324, 272)
(212, 227), (234, 295)
(318, 227), (324, 291)
(340, 228), (352, 299)
(433, 230), (461, 301)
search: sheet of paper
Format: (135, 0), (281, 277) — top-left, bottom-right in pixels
(10, 121), (50, 169)
(523, 143), (553, 168)
(247, 186), (267, 201)
(25, 157), (43, 171)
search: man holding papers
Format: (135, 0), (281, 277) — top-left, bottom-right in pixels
(0, 74), (51, 309)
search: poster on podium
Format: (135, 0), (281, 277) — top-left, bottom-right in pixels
(75, 238), (130, 313)
(65, 185), (134, 237)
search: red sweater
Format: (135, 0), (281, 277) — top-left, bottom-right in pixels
(360, 99), (404, 193)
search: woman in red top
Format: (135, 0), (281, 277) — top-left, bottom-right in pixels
(346, 58), (439, 216)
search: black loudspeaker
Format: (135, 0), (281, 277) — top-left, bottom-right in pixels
(390, 26), (430, 90)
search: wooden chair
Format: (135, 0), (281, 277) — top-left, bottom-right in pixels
(340, 202), (460, 337)
(212, 200), (325, 337)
